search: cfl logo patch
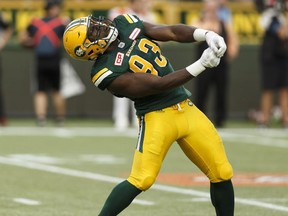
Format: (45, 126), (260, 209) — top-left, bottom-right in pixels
(114, 52), (124, 66)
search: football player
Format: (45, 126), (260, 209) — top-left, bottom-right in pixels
(63, 14), (234, 216)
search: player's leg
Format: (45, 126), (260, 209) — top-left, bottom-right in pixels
(259, 90), (273, 126)
(278, 61), (288, 127)
(51, 91), (65, 125)
(177, 105), (234, 216)
(34, 58), (49, 126)
(98, 110), (176, 215)
(259, 62), (276, 127)
(98, 180), (142, 216)
(279, 87), (288, 127)
(210, 179), (234, 216)
(34, 91), (48, 126)
(50, 60), (65, 125)
(0, 61), (7, 126)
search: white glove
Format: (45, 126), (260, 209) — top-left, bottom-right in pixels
(193, 29), (227, 57)
(205, 31), (227, 58)
(186, 48), (220, 77)
(200, 48), (221, 68)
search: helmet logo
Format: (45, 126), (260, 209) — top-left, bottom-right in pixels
(74, 46), (86, 57)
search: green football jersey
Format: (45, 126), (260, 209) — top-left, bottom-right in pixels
(91, 14), (191, 116)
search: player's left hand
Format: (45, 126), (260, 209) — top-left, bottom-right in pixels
(200, 48), (221, 68)
(205, 31), (227, 58)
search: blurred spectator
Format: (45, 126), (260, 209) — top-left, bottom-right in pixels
(192, 0), (239, 127)
(108, 0), (157, 130)
(108, 0), (157, 23)
(19, 0), (69, 126)
(257, 0), (288, 128)
(0, 13), (13, 126)
(217, 0), (232, 23)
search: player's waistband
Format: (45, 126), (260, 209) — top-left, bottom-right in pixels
(145, 99), (193, 114)
(169, 99), (193, 111)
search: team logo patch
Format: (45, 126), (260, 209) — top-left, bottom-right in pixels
(114, 52), (124, 66)
(74, 46), (86, 57)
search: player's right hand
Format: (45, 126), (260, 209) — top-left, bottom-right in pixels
(205, 31), (227, 57)
(199, 48), (221, 68)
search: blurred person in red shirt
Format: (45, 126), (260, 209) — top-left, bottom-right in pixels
(19, 0), (70, 126)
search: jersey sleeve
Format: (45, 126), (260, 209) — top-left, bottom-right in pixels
(91, 67), (117, 91)
(90, 55), (128, 91)
(113, 14), (144, 32)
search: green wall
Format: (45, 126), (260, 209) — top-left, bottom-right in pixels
(1, 44), (261, 120)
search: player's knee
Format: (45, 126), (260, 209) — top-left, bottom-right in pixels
(211, 162), (233, 183)
(140, 176), (156, 191)
(129, 175), (156, 191)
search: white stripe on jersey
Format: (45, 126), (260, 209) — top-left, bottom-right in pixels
(129, 28), (141, 40)
(94, 70), (113, 87)
(136, 116), (144, 151)
(129, 14), (138, 23)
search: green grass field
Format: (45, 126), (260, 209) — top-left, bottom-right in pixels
(0, 119), (288, 216)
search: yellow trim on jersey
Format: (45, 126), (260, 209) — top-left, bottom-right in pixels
(123, 14), (138, 23)
(123, 14), (134, 23)
(92, 68), (109, 83)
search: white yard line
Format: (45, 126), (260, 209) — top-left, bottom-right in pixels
(1, 156), (153, 207)
(0, 127), (137, 138)
(0, 156), (288, 212)
(132, 199), (155, 206)
(1, 126), (288, 148)
(219, 130), (288, 148)
(13, 198), (41, 206)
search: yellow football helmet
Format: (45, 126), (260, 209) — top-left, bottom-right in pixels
(63, 15), (118, 61)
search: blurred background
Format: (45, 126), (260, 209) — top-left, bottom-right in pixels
(0, 0), (286, 124)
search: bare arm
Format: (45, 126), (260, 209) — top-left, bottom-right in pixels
(107, 68), (194, 98)
(106, 21), (224, 98)
(107, 47), (221, 98)
(107, 21), (203, 98)
(143, 21), (227, 57)
(143, 21), (197, 43)
(226, 23), (239, 62)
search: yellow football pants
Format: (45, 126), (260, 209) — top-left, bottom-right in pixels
(127, 99), (233, 191)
